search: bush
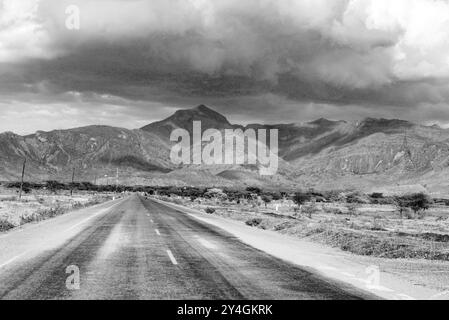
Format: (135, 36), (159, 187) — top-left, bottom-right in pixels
(245, 218), (263, 227)
(245, 187), (261, 195)
(205, 207), (216, 214)
(302, 203), (319, 218)
(293, 192), (312, 206)
(324, 207), (344, 215)
(20, 214), (38, 225)
(346, 203), (359, 216)
(0, 219), (15, 232)
(274, 221), (296, 231)
(261, 195), (273, 208)
(370, 193), (384, 199)
(346, 192), (370, 204)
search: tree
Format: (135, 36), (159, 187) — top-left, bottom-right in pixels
(395, 193), (432, 219)
(292, 192), (312, 215)
(408, 193), (432, 217)
(293, 192), (311, 207)
(261, 195), (273, 208)
(245, 186), (261, 195)
(394, 196), (409, 219)
(271, 192), (282, 201)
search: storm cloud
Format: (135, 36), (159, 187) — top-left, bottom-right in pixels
(1, 0), (449, 133)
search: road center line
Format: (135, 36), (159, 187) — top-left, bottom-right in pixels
(167, 250), (178, 265)
(155, 229), (161, 236)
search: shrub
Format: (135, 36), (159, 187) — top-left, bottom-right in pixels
(172, 198), (183, 205)
(271, 192), (282, 201)
(346, 192), (370, 204)
(261, 195), (273, 208)
(0, 219), (15, 232)
(274, 221), (296, 231)
(346, 203), (359, 216)
(205, 188), (227, 201)
(292, 192), (312, 206)
(302, 203), (319, 219)
(245, 218), (263, 227)
(205, 207), (216, 214)
(323, 207), (343, 215)
(245, 187), (261, 195)
(20, 214), (38, 225)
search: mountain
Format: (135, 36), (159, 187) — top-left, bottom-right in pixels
(2, 105), (449, 193)
(141, 105), (237, 138)
(0, 126), (174, 184)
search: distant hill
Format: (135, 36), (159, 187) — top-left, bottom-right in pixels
(2, 105), (449, 193)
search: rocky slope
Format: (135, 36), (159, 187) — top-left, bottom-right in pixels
(2, 105), (449, 192)
(0, 126), (173, 183)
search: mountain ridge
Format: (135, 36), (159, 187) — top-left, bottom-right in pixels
(1, 105), (449, 193)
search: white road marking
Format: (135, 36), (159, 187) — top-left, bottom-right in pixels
(155, 229), (161, 236)
(167, 250), (178, 265)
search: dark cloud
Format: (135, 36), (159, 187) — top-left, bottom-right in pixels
(1, 0), (449, 133)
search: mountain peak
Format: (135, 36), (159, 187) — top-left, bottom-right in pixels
(194, 104), (211, 112)
(141, 105), (233, 136)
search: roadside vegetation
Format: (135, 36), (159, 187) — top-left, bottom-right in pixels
(0, 182), (116, 232)
(153, 187), (449, 262)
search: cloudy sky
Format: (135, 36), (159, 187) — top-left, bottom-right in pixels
(1, 0), (449, 134)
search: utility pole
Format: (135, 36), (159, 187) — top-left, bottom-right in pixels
(115, 168), (119, 193)
(70, 166), (75, 197)
(18, 158), (27, 201)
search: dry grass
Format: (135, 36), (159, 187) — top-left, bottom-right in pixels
(0, 189), (114, 231)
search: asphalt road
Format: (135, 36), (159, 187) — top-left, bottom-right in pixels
(0, 195), (376, 300)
